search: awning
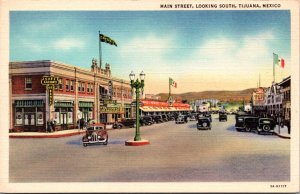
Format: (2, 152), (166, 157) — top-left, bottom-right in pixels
(79, 101), (94, 108)
(15, 100), (44, 107)
(140, 106), (191, 112)
(55, 101), (73, 107)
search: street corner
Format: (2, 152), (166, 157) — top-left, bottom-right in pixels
(125, 139), (150, 146)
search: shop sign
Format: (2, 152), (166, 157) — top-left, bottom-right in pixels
(41, 76), (59, 85)
(100, 106), (120, 113)
(108, 80), (113, 99)
(41, 76), (59, 106)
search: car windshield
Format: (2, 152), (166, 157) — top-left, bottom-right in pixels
(261, 120), (271, 124)
(87, 127), (95, 131)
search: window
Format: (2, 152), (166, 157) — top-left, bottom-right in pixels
(90, 83), (93, 93)
(87, 83), (90, 93)
(58, 78), (63, 90)
(25, 77), (32, 90)
(66, 79), (70, 91)
(78, 82), (81, 92)
(82, 82), (85, 92)
(70, 80), (74, 91)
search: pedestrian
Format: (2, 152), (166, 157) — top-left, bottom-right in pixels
(80, 118), (84, 130)
(46, 120), (51, 133)
(51, 120), (56, 132)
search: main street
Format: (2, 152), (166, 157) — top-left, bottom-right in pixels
(10, 114), (290, 182)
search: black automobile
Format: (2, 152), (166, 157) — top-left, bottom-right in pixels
(113, 118), (136, 129)
(140, 116), (154, 126)
(235, 116), (259, 132)
(202, 113), (212, 122)
(219, 113), (227, 122)
(175, 114), (186, 124)
(257, 118), (276, 135)
(167, 114), (175, 121)
(152, 115), (164, 123)
(197, 117), (211, 130)
(161, 114), (169, 122)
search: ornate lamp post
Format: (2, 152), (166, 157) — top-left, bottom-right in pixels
(125, 71), (150, 146)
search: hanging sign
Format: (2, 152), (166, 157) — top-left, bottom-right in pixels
(41, 76), (59, 106)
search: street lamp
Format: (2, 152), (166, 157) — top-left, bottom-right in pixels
(125, 71), (149, 146)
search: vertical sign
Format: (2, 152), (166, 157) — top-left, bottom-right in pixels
(41, 76), (59, 106)
(108, 80), (113, 100)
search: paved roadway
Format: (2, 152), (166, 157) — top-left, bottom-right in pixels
(10, 114), (290, 182)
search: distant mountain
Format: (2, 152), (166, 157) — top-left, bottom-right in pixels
(156, 88), (255, 102)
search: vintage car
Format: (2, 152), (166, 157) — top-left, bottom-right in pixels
(219, 113), (227, 122)
(257, 118), (276, 135)
(198, 113), (212, 122)
(113, 118), (136, 129)
(188, 114), (197, 121)
(140, 116), (154, 126)
(152, 115), (164, 123)
(175, 115), (186, 124)
(82, 123), (108, 147)
(197, 117), (211, 130)
(161, 114), (169, 122)
(235, 116), (259, 132)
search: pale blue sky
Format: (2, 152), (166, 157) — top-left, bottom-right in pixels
(10, 11), (291, 93)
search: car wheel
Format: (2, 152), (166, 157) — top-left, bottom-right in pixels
(263, 125), (270, 132)
(103, 138), (108, 145)
(118, 125), (122, 129)
(83, 143), (87, 147)
(245, 127), (251, 132)
(202, 122), (207, 127)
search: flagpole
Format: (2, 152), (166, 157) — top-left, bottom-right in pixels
(273, 53), (275, 83)
(169, 78), (171, 98)
(99, 31), (102, 69)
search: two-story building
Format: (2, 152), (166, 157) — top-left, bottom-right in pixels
(9, 59), (132, 132)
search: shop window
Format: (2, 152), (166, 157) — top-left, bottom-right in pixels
(15, 107), (23, 125)
(24, 77), (32, 90)
(66, 79), (70, 91)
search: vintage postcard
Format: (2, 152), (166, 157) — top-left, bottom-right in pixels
(0, 0), (299, 193)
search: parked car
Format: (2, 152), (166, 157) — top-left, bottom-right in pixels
(113, 118), (136, 129)
(219, 113), (227, 122)
(175, 115), (185, 124)
(235, 115), (259, 132)
(140, 116), (154, 126)
(197, 117), (211, 130)
(189, 114), (197, 121)
(161, 114), (169, 122)
(167, 114), (175, 121)
(82, 123), (108, 147)
(152, 115), (164, 123)
(257, 118), (276, 135)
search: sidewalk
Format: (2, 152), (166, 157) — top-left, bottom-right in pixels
(273, 125), (290, 139)
(9, 129), (86, 138)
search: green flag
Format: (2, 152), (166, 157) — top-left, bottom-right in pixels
(100, 34), (117, 47)
(273, 53), (279, 66)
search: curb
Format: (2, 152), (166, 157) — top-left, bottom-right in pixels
(125, 139), (150, 146)
(9, 131), (86, 139)
(274, 132), (290, 139)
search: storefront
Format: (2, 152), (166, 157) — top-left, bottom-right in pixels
(13, 100), (45, 132)
(79, 101), (94, 122)
(54, 101), (74, 130)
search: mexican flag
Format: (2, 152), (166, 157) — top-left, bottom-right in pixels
(273, 53), (285, 68)
(169, 78), (177, 88)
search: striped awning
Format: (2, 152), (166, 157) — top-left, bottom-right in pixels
(140, 106), (191, 112)
(15, 100), (44, 107)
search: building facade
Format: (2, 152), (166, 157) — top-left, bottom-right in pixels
(9, 60), (132, 132)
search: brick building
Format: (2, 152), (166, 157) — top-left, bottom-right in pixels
(9, 60), (132, 132)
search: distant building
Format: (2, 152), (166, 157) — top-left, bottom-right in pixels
(251, 87), (267, 116)
(194, 99), (219, 112)
(278, 76), (291, 122)
(264, 82), (283, 117)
